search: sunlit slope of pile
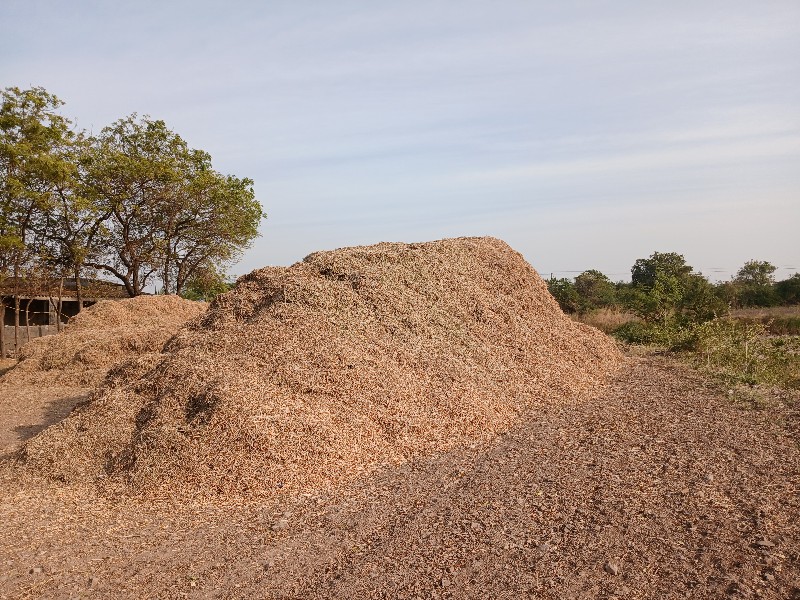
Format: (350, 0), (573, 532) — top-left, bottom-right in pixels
(1, 295), (207, 387)
(19, 237), (622, 498)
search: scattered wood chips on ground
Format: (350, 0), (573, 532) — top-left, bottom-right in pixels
(1, 356), (798, 598)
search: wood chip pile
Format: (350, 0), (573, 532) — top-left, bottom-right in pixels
(17, 237), (623, 498)
(1, 295), (207, 387)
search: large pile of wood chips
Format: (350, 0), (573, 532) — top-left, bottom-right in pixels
(1, 295), (207, 387)
(17, 237), (623, 498)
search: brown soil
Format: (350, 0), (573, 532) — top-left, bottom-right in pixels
(1, 355), (798, 599)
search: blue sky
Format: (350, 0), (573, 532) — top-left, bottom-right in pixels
(1, 1), (798, 281)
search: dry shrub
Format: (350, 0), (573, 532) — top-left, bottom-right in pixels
(17, 237), (623, 499)
(574, 308), (640, 334)
(1, 295), (207, 387)
(730, 306), (800, 319)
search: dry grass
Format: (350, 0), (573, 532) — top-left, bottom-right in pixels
(731, 306), (800, 319)
(14, 237), (623, 500)
(573, 308), (639, 333)
(730, 305), (800, 335)
(0, 295), (207, 387)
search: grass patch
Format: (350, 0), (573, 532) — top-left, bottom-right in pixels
(730, 306), (800, 319)
(607, 316), (800, 391)
(611, 320), (695, 350)
(730, 306), (800, 335)
(734, 316), (800, 336)
(573, 308), (639, 334)
(691, 319), (800, 388)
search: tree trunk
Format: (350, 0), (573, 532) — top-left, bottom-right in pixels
(57, 278), (64, 331)
(132, 262), (140, 296)
(0, 298), (6, 359)
(75, 267), (83, 312)
(24, 298), (33, 344)
(13, 293), (20, 359)
(12, 263), (20, 359)
(162, 253), (171, 295)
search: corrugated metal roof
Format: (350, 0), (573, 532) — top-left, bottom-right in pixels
(0, 277), (130, 300)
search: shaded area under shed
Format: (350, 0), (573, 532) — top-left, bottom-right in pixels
(1, 277), (129, 356)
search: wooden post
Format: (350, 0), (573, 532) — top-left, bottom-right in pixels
(57, 278), (64, 332)
(24, 298), (33, 344)
(75, 270), (83, 313)
(0, 298), (5, 359)
(13, 293), (20, 359)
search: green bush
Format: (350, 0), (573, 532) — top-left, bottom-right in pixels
(180, 268), (235, 302)
(573, 270), (617, 312)
(546, 277), (579, 313)
(737, 285), (780, 308)
(768, 317), (800, 335)
(612, 320), (694, 350)
(690, 318), (800, 388)
(776, 273), (800, 305)
(625, 251), (726, 326)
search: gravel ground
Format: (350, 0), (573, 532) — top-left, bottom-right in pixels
(1, 354), (799, 599)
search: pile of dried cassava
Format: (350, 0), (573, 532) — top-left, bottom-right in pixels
(17, 237), (622, 498)
(1, 295), (207, 387)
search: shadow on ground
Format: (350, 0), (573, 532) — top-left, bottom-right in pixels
(12, 393), (89, 442)
(0, 359), (17, 378)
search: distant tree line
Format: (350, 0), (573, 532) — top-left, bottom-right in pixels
(1, 86), (265, 355)
(547, 252), (800, 325)
(548, 253), (800, 389)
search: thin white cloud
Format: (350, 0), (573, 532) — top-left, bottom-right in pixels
(1, 0), (798, 275)
(458, 132), (800, 184)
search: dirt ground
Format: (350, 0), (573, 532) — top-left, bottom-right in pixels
(1, 354), (799, 599)
(0, 390), (90, 453)
(1, 358), (90, 452)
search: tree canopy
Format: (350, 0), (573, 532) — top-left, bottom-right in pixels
(735, 260), (776, 287)
(776, 273), (800, 305)
(573, 269), (616, 312)
(733, 260), (779, 307)
(0, 87), (74, 281)
(631, 251), (692, 288)
(0, 87), (265, 300)
(629, 252), (695, 324)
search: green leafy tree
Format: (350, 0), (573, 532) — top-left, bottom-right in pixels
(713, 280), (739, 308)
(735, 260), (776, 287)
(734, 260), (779, 307)
(680, 273), (728, 322)
(546, 276), (579, 313)
(0, 86), (75, 354)
(0, 87), (74, 274)
(180, 265), (234, 302)
(629, 252), (693, 324)
(631, 252), (693, 288)
(84, 115), (265, 296)
(37, 133), (110, 307)
(157, 167), (262, 296)
(627, 251), (726, 327)
(573, 269), (616, 312)
(776, 273), (800, 305)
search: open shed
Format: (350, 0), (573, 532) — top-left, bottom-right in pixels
(1, 277), (129, 356)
